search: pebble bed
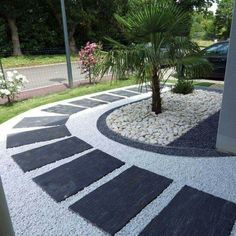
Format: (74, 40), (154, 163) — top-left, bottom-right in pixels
(106, 90), (222, 146)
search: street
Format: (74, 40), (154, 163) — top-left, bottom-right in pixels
(6, 63), (86, 91)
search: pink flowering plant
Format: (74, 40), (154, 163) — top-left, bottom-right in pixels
(0, 70), (28, 104)
(79, 42), (103, 84)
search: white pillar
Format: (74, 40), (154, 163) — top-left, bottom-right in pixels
(0, 177), (15, 236)
(216, 0), (236, 154)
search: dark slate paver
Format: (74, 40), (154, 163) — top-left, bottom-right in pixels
(12, 137), (92, 172)
(70, 166), (172, 235)
(91, 94), (124, 102)
(13, 116), (69, 128)
(34, 149), (125, 202)
(109, 90), (139, 97)
(169, 111), (220, 149)
(70, 98), (107, 108)
(7, 125), (71, 148)
(42, 104), (86, 115)
(140, 186), (236, 236)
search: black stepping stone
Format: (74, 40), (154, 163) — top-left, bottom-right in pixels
(70, 98), (107, 108)
(127, 86), (151, 93)
(140, 186), (236, 236)
(12, 137), (92, 172)
(34, 149), (125, 202)
(42, 104), (86, 115)
(7, 125), (71, 148)
(70, 166), (172, 235)
(91, 94), (124, 102)
(109, 90), (139, 97)
(14, 116), (69, 128)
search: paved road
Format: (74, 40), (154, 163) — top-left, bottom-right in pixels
(5, 64), (224, 92)
(6, 63), (86, 91)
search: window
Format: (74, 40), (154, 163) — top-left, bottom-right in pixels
(205, 43), (229, 56)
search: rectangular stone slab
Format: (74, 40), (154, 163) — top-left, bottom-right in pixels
(12, 137), (92, 172)
(109, 90), (139, 97)
(140, 186), (236, 236)
(69, 166), (172, 235)
(70, 98), (107, 108)
(34, 149), (125, 202)
(13, 116), (69, 128)
(7, 125), (71, 148)
(91, 94), (124, 102)
(42, 104), (86, 115)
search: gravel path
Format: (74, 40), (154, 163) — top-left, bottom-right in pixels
(0, 85), (236, 236)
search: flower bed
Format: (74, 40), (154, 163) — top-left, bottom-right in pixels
(106, 90), (222, 145)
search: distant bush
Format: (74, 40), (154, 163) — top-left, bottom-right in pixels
(172, 79), (194, 95)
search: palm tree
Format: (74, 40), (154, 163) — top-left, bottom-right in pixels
(99, 0), (212, 114)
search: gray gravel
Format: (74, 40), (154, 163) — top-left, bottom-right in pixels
(0, 85), (236, 236)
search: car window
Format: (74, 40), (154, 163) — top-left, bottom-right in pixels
(205, 43), (228, 56)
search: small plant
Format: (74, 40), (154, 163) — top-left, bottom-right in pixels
(79, 42), (103, 84)
(172, 79), (194, 95)
(0, 70), (28, 104)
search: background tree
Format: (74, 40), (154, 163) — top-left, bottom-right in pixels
(215, 0), (233, 39)
(173, 0), (215, 35)
(128, 0), (215, 36)
(0, 19), (11, 54)
(0, 0), (128, 56)
(191, 12), (216, 40)
(0, 0), (26, 56)
(174, 0), (214, 11)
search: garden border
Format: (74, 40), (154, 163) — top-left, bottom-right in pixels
(97, 87), (232, 157)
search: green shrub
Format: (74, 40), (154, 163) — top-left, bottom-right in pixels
(172, 79), (194, 95)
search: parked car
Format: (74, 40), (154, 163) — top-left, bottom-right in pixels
(202, 41), (229, 80)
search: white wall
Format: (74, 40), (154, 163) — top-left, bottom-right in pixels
(216, 0), (236, 154)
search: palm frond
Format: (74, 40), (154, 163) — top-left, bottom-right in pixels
(115, 0), (189, 40)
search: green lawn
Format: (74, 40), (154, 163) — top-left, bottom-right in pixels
(165, 79), (214, 87)
(193, 39), (214, 48)
(1, 54), (77, 69)
(0, 78), (136, 124)
(194, 81), (215, 87)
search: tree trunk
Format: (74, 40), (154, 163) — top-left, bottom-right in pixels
(69, 25), (78, 54)
(46, 1), (78, 54)
(69, 35), (77, 54)
(7, 17), (22, 56)
(151, 69), (162, 114)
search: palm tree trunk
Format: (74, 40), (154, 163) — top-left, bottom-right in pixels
(7, 17), (22, 56)
(151, 69), (162, 114)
